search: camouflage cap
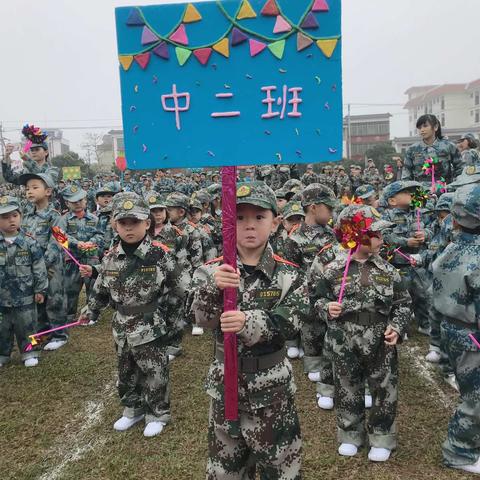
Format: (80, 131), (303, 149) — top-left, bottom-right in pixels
(449, 164), (480, 189)
(31, 141), (48, 150)
(382, 180), (422, 201)
(284, 179), (304, 192)
(207, 183), (221, 200)
(0, 195), (21, 215)
(164, 192), (190, 210)
(301, 183), (337, 208)
(259, 164), (274, 175)
(275, 189), (287, 199)
(190, 198), (203, 211)
(336, 205), (393, 232)
(458, 133), (477, 143)
(111, 191), (137, 213)
(192, 189), (211, 204)
(62, 185), (87, 202)
(19, 172), (55, 189)
(114, 193), (150, 221)
(145, 192), (166, 210)
(236, 181), (277, 214)
(451, 184), (480, 229)
(283, 200), (305, 220)
(95, 182), (119, 198)
(278, 165), (290, 173)
(434, 192), (454, 212)
(355, 184), (376, 200)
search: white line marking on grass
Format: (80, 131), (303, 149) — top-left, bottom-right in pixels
(37, 381), (115, 480)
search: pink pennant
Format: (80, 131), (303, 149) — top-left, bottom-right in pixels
(249, 39), (267, 57)
(134, 52), (151, 69)
(170, 24), (188, 45)
(193, 47), (212, 65)
(312, 0), (329, 11)
(141, 26), (158, 45)
(273, 15), (292, 33)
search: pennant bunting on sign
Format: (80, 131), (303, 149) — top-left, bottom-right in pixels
(249, 39), (267, 56)
(301, 12), (319, 29)
(237, 0), (257, 20)
(193, 47), (213, 65)
(316, 38), (338, 58)
(170, 24), (189, 45)
(153, 42), (169, 59)
(119, 55), (134, 71)
(260, 0), (280, 16)
(134, 52), (150, 69)
(175, 47), (192, 66)
(273, 15), (292, 33)
(126, 8), (145, 26)
(312, 0), (330, 12)
(183, 3), (202, 23)
(141, 26), (158, 45)
(268, 39), (285, 59)
(231, 27), (248, 46)
(213, 38), (230, 57)
(297, 32), (313, 51)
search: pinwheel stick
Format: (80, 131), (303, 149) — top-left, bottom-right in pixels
(24, 321), (82, 351)
(60, 244), (82, 268)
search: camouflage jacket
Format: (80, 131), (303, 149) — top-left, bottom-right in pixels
(97, 206), (115, 256)
(84, 236), (188, 346)
(283, 222), (337, 272)
(336, 175), (353, 196)
(186, 220), (217, 263)
(270, 225), (289, 257)
(58, 211), (104, 264)
(301, 172), (320, 186)
(362, 168), (383, 188)
(21, 204), (63, 268)
(0, 231), (48, 307)
(174, 218), (204, 270)
(191, 244), (309, 409)
(461, 148), (480, 167)
(433, 232), (480, 331)
(121, 180), (138, 193)
(200, 213), (222, 251)
(317, 173), (336, 192)
(154, 178), (175, 195)
(1, 159), (60, 185)
(402, 139), (462, 184)
(381, 207), (432, 265)
(311, 251), (411, 337)
(152, 222), (191, 274)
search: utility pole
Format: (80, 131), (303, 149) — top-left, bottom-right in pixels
(346, 103), (352, 160)
(0, 122), (5, 160)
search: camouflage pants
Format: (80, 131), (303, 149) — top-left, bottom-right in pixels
(328, 320), (398, 449)
(0, 304), (38, 363)
(65, 261), (94, 323)
(399, 266), (431, 330)
(117, 338), (171, 424)
(428, 305), (453, 376)
(441, 321), (480, 467)
(207, 397), (302, 479)
(302, 310), (334, 397)
(38, 263), (68, 340)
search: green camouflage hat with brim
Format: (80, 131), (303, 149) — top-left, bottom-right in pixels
(95, 182), (119, 198)
(164, 192), (190, 210)
(236, 181), (277, 214)
(336, 205), (393, 232)
(451, 184), (480, 229)
(62, 185), (87, 202)
(354, 184), (376, 200)
(145, 193), (167, 210)
(0, 195), (21, 215)
(192, 190), (211, 204)
(189, 198), (203, 211)
(283, 201), (305, 220)
(114, 193), (150, 221)
(382, 181), (422, 201)
(434, 193), (454, 212)
(449, 164), (480, 189)
(301, 183), (337, 208)
(19, 172), (55, 189)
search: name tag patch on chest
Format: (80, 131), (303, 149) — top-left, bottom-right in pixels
(86, 221), (97, 227)
(256, 289), (282, 300)
(140, 266), (156, 275)
(303, 245), (318, 253)
(374, 275), (391, 286)
(17, 250), (30, 257)
(105, 270), (119, 277)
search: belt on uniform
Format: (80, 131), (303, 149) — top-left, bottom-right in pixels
(112, 300), (157, 316)
(215, 344), (286, 374)
(341, 311), (388, 325)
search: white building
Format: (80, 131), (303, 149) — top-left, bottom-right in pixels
(97, 130), (124, 172)
(43, 129), (70, 157)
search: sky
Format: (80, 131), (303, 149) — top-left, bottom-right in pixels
(0, 0), (479, 154)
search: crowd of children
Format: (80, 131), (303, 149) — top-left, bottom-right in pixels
(1, 114), (479, 476)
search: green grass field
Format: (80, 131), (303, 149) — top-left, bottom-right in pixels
(0, 308), (472, 480)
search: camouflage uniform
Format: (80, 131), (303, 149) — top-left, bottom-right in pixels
(257, 164), (275, 186)
(402, 138), (463, 185)
(20, 173), (68, 341)
(270, 165), (291, 190)
(283, 184), (338, 396)
(381, 181), (433, 331)
(432, 184), (480, 470)
(0, 196), (48, 364)
(312, 206), (411, 450)
(59, 186), (104, 323)
(188, 199), (217, 263)
(362, 167), (383, 190)
(335, 171), (352, 197)
(270, 200), (305, 258)
(301, 164), (320, 186)
(82, 194), (188, 425)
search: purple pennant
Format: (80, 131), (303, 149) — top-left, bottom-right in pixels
(231, 27), (248, 46)
(153, 42), (169, 60)
(141, 26), (158, 45)
(301, 12), (319, 29)
(126, 8), (145, 26)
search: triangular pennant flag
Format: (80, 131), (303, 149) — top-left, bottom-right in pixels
(153, 42), (169, 59)
(312, 0), (330, 12)
(119, 55), (134, 71)
(301, 12), (319, 29)
(273, 15), (292, 34)
(237, 0), (257, 20)
(141, 26), (158, 45)
(175, 47), (192, 66)
(213, 38), (230, 57)
(134, 52), (150, 69)
(297, 32), (313, 51)
(183, 3), (202, 23)
(193, 47), (212, 65)
(316, 38), (338, 58)
(268, 39), (285, 59)
(231, 27), (248, 46)
(170, 24), (189, 45)
(126, 8), (145, 26)
(261, 0), (279, 16)
(249, 39), (267, 57)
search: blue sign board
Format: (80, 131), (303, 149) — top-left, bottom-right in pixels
(115, 0), (342, 169)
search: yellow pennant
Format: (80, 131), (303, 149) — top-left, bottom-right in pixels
(183, 4), (202, 23)
(316, 39), (338, 58)
(237, 0), (257, 19)
(119, 55), (134, 71)
(213, 38), (230, 58)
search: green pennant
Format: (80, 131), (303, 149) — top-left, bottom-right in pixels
(175, 47), (192, 66)
(268, 39), (285, 59)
